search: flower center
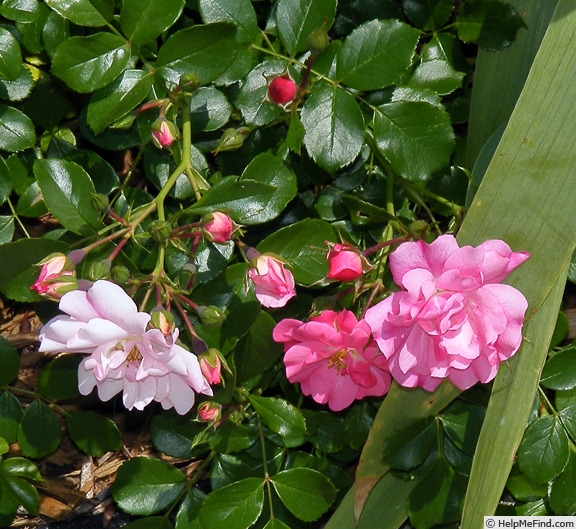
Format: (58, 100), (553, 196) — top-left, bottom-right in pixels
(125, 345), (143, 366)
(327, 350), (347, 374)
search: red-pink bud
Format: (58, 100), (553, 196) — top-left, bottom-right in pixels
(203, 212), (234, 243)
(268, 76), (297, 105)
(31, 253), (77, 301)
(198, 401), (222, 422)
(199, 348), (222, 385)
(151, 119), (177, 148)
(326, 243), (364, 282)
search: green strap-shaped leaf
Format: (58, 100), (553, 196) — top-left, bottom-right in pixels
(156, 23), (237, 88)
(51, 33), (131, 93)
(111, 457), (186, 516)
(336, 19), (421, 91)
(200, 0), (260, 43)
(0, 105), (36, 152)
(199, 477), (265, 529)
(44, 0), (114, 26)
(0, 28), (22, 81)
(87, 69), (154, 134)
(34, 158), (99, 235)
(372, 101), (454, 181)
(271, 468), (337, 522)
(275, 0), (337, 55)
(301, 82), (365, 172)
(120, 0), (185, 45)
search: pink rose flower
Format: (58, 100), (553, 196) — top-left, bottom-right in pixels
(203, 212), (234, 243)
(247, 255), (296, 308)
(273, 310), (391, 411)
(364, 235), (529, 391)
(38, 280), (212, 414)
(326, 243), (364, 281)
(31, 252), (77, 301)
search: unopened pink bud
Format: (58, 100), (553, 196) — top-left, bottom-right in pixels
(203, 212), (234, 243)
(199, 348), (222, 385)
(198, 401), (222, 422)
(31, 253), (77, 301)
(151, 120), (177, 148)
(268, 76), (297, 105)
(326, 244), (364, 281)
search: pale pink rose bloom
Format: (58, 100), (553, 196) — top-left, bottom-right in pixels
(326, 243), (363, 281)
(365, 235), (529, 391)
(203, 212), (234, 243)
(38, 280), (212, 414)
(248, 255), (296, 308)
(273, 310), (391, 411)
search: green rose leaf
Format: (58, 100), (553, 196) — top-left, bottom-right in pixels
(540, 347), (576, 390)
(37, 355), (81, 401)
(303, 410), (346, 453)
(188, 175), (276, 225)
(0, 105), (36, 152)
(506, 465), (547, 503)
(87, 70), (154, 134)
(190, 87), (233, 132)
(0, 217), (14, 245)
(408, 458), (467, 529)
(0, 65), (34, 102)
(151, 414), (208, 458)
(199, 477), (264, 529)
(301, 83), (365, 172)
(175, 488), (206, 529)
(262, 519), (291, 529)
(517, 415), (570, 484)
(336, 19), (421, 91)
(66, 410), (123, 456)
(0, 471), (39, 517)
(256, 218), (337, 285)
(157, 23), (237, 88)
(111, 457), (186, 515)
(209, 422), (258, 454)
(0, 28), (23, 81)
(248, 395), (308, 445)
(0, 458), (41, 481)
(404, 59), (465, 96)
(373, 101), (454, 181)
(275, 0), (337, 55)
(0, 337), (20, 387)
(120, 0), (185, 46)
(200, 0), (260, 43)
(121, 517), (173, 529)
(34, 159), (99, 235)
(237, 60), (285, 127)
(51, 33), (131, 93)
(456, 0), (527, 51)
(238, 153), (298, 224)
(439, 400), (486, 455)
(383, 417), (437, 470)
(18, 399), (62, 459)
(44, 0), (114, 26)
(0, 238), (67, 302)
(0, 0), (42, 22)
(0, 391), (23, 444)
(402, 0), (454, 30)
(550, 451), (576, 515)
(559, 404), (576, 440)
(271, 468), (337, 522)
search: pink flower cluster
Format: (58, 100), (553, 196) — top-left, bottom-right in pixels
(39, 280), (212, 414)
(274, 235), (529, 410)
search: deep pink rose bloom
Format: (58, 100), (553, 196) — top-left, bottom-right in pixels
(38, 280), (212, 414)
(248, 255), (296, 308)
(273, 310), (391, 411)
(365, 235), (529, 391)
(326, 243), (363, 281)
(203, 212), (234, 243)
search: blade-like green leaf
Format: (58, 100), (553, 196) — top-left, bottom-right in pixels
(34, 159), (99, 235)
(275, 0), (337, 55)
(119, 0), (185, 45)
(44, 0), (114, 26)
(336, 19), (421, 91)
(51, 33), (131, 93)
(301, 82), (365, 172)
